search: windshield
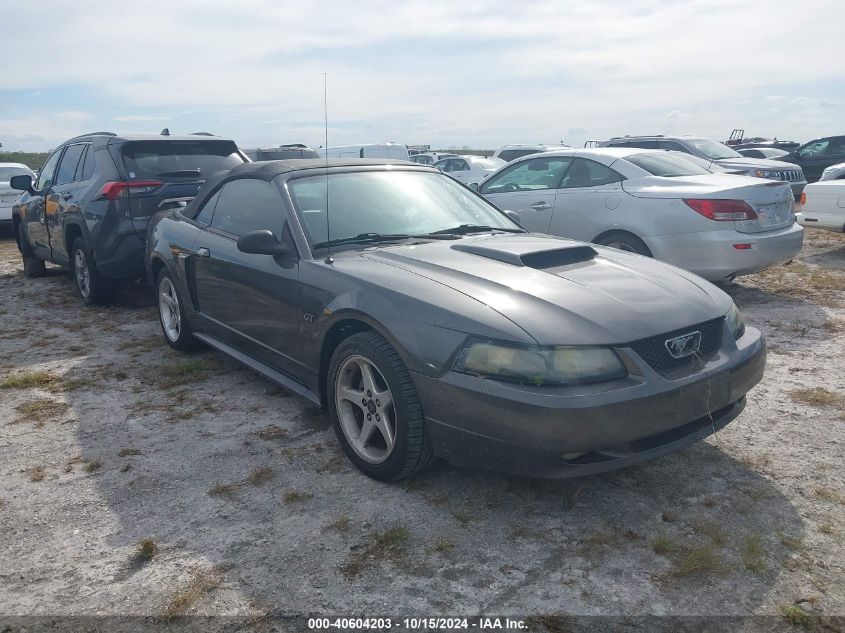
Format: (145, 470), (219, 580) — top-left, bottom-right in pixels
(288, 170), (518, 247)
(0, 166), (33, 181)
(626, 152), (711, 177)
(121, 140), (244, 179)
(686, 138), (742, 160)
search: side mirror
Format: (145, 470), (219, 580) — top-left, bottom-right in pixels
(237, 230), (290, 257)
(504, 209), (522, 225)
(10, 174), (33, 192)
(468, 182), (479, 192)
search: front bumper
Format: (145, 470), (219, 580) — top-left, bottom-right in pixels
(645, 223), (804, 280)
(412, 326), (766, 478)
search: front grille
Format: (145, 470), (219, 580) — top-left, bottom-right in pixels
(628, 317), (724, 372)
(775, 169), (801, 182)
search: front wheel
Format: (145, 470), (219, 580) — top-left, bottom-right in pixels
(18, 223), (46, 278)
(328, 331), (434, 481)
(71, 237), (113, 305)
(156, 269), (195, 351)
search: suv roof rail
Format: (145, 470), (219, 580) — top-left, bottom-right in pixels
(191, 132), (216, 136)
(65, 131), (117, 143)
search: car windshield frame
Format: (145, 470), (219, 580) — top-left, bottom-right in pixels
(625, 152), (712, 177)
(685, 138), (743, 160)
(284, 167), (522, 252)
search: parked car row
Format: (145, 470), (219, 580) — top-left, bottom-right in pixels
(9, 139), (769, 482)
(0, 163), (36, 227)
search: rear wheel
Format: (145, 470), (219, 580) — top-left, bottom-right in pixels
(156, 269), (195, 351)
(595, 231), (652, 257)
(71, 237), (113, 305)
(18, 223), (46, 278)
(328, 331), (434, 481)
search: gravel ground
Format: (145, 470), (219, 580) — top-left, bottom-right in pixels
(0, 226), (843, 631)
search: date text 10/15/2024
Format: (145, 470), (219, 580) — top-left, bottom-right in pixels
(307, 617), (528, 630)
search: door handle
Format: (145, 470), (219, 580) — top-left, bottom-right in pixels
(196, 247), (210, 257)
(529, 202), (552, 211)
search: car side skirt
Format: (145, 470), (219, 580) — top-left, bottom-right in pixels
(193, 332), (321, 406)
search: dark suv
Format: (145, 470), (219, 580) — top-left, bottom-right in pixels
(775, 135), (845, 182)
(10, 132), (246, 304)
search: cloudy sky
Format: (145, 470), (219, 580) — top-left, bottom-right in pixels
(1, 0), (843, 152)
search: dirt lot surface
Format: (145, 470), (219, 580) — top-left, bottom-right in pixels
(1, 227), (843, 630)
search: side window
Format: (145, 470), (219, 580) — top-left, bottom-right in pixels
(798, 141), (828, 159)
(35, 149), (63, 190)
(194, 189), (222, 225)
(54, 144), (86, 186)
(560, 159), (624, 189)
(826, 138), (845, 156)
(657, 140), (687, 152)
(438, 160), (454, 172)
(480, 157), (573, 194)
(455, 159), (469, 171)
(77, 145), (96, 181)
(210, 179), (284, 238)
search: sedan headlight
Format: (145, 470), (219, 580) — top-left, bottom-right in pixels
(726, 304), (746, 339)
(753, 169), (782, 179)
(454, 339), (627, 386)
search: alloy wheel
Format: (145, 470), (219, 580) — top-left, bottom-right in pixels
(158, 277), (181, 342)
(74, 249), (91, 297)
(334, 355), (396, 464)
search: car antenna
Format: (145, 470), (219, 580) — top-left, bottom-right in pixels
(323, 72), (333, 265)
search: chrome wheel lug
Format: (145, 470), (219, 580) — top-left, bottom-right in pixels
(367, 414), (372, 421)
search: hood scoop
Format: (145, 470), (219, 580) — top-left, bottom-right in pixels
(450, 242), (597, 269)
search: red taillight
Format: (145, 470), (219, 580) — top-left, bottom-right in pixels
(97, 181), (162, 200)
(799, 192), (806, 205)
(732, 243), (752, 250)
(683, 199), (758, 221)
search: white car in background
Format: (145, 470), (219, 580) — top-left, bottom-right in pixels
(478, 148), (803, 281)
(493, 144), (571, 162)
(434, 155), (505, 186)
(796, 180), (845, 233)
(409, 152), (457, 166)
(0, 163), (35, 226)
(820, 162), (845, 181)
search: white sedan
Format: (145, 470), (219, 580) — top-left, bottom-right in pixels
(434, 155), (505, 187)
(478, 148), (803, 281)
(0, 163), (35, 226)
(796, 180), (845, 233)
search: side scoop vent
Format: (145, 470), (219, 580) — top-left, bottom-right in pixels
(451, 243), (597, 269)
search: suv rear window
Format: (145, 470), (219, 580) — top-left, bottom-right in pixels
(121, 140), (244, 180)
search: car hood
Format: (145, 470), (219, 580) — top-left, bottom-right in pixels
(359, 234), (732, 345)
(713, 157), (801, 171)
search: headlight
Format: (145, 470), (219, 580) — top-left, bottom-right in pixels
(454, 339), (627, 386)
(753, 169), (782, 179)
(726, 304), (745, 339)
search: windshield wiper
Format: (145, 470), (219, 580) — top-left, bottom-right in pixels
(157, 169), (203, 178)
(426, 224), (525, 236)
(312, 233), (414, 249)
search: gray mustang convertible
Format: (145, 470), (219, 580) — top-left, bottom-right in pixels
(146, 159), (766, 481)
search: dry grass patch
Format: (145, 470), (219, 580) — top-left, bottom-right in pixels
(779, 604), (818, 630)
(1, 371), (60, 390)
(661, 510), (680, 523)
(163, 567), (224, 619)
(283, 489), (313, 504)
(693, 520), (728, 546)
(257, 425), (288, 440)
(341, 526), (410, 579)
(428, 537), (455, 555)
(247, 467), (274, 486)
(452, 512), (478, 528)
(155, 357), (222, 388)
(789, 387), (845, 409)
(670, 544), (723, 578)
(118, 447), (142, 457)
(822, 318), (845, 333)
(741, 534), (766, 573)
(208, 482), (237, 497)
(323, 516), (351, 533)
(28, 465), (47, 482)
(812, 487), (845, 505)
(818, 524), (835, 536)
(13, 398), (69, 426)
(83, 459), (102, 473)
(778, 532), (804, 551)
(652, 533), (681, 555)
(133, 538), (158, 563)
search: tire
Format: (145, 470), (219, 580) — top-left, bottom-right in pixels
(595, 231), (653, 257)
(327, 331), (434, 481)
(70, 237), (113, 305)
(156, 268), (195, 352)
(18, 223), (46, 278)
